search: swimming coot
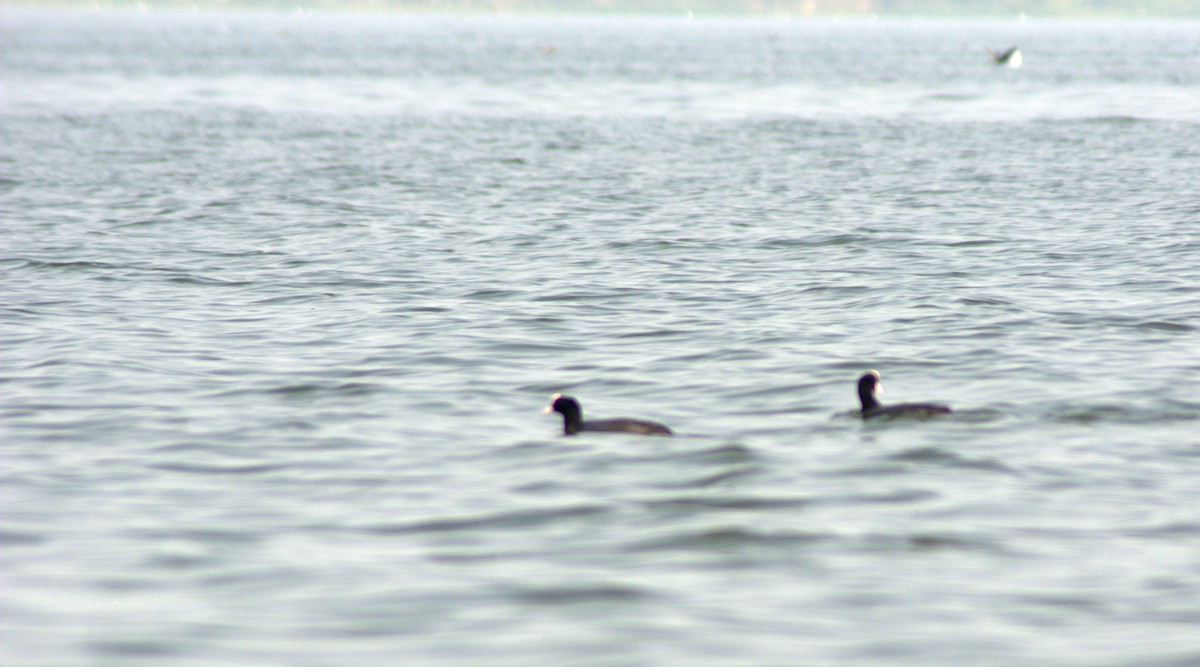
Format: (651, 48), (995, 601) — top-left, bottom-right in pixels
(857, 370), (951, 419)
(989, 46), (1022, 68)
(545, 394), (673, 436)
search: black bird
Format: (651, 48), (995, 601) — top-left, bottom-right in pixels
(989, 46), (1022, 68)
(545, 394), (673, 436)
(857, 370), (951, 419)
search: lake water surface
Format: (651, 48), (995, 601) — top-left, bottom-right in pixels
(3, 9), (1200, 666)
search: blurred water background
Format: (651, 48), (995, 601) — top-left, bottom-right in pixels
(3, 8), (1200, 665)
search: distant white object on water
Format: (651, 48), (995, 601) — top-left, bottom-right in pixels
(990, 46), (1022, 68)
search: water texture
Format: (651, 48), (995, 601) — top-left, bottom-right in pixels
(3, 9), (1200, 666)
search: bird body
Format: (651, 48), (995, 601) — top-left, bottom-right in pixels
(546, 394), (673, 436)
(857, 371), (951, 419)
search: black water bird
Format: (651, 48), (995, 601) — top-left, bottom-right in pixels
(857, 370), (951, 419)
(989, 46), (1022, 68)
(545, 394), (673, 436)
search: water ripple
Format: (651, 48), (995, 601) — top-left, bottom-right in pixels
(883, 447), (1018, 474)
(1046, 403), (1200, 425)
(625, 527), (829, 553)
(366, 504), (612, 535)
(641, 495), (812, 512)
(502, 582), (653, 605)
(6, 12), (1200, 667)
(148, 462), (293, 475)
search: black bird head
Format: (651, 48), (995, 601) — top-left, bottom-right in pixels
(546, 394), (583, 434)
(857, 370), (882, 412)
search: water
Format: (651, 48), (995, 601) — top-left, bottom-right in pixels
(3, 8), (1200, 665)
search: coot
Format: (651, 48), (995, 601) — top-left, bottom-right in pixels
(989, 46), (1022, 68)
(857, 370), (951, 419)
(545, 394), (673, 436)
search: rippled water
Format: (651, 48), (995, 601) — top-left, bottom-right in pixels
(3, 8), (1200, 665)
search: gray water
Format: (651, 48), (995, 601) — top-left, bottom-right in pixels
(3, 8), (1200, 666)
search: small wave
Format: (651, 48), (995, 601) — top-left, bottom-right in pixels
(958, 296), (1016, 307)
(820, 530), (1006, 554)
(87, 639), (178, 659)
(1136, 320), (1195, 333)
(503, 582), (651, 605)
(393, 305), (450, 313)
(659, 443), (758, 465)
(625, 527), (827, 553)
(1057, 313), (1197, 333)
(149, 442), (249, 455)
(820, 489), (939, 506)
(616, 328), (693, 340)
(249, 294), (328, 306)
(1012, 593), (1107, 613)
(1035, 115), (1172, 126)
(904, 533), (999, 552)
(661, 348), (767, 364)
(723, 382), (822, 401)
(109, 218), (174, 230)
(885, 447), (1016, 474)
(1124, 522), (1200, 538)
(945, 239), (1006, 248)
(149, 462), (292, 475)
(13, 259), (122, 271)
(258, 382), (384, 398)
(1081, 115), (1149, 125)
(464, 288), (523, 300)
(641, 494), (811, 512)
(1047, 403), (1200, 425)
(654, 466), (760, 489)
(371, 504), (610, 535)
(574, 443), (755, 470)
(799, 284), (872, 294)
(805, 233), (866, 247)
(532, 290), (637, 302)
(923, 92), (979, 102)
(0, 530), (48, 547)
(484, 340), (578, 353)
(166, 275), (255, 287)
